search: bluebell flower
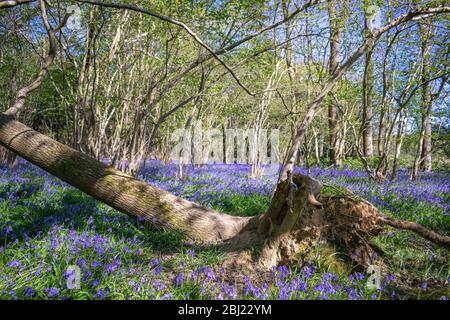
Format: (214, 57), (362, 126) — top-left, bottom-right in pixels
(7, 260), (21, 268)
(174, 273), (184, 287)
(45, 287), (59, 298)
(24, 287), (35, 298)
(96, 289), (106, 299)
(153, 266), (163, 275)
(161, 293), (173, 300)
(187, 249), (196, 258)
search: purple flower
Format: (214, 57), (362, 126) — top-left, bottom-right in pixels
(301, 265), (315, 279)
(91, 279), (100, 287)
(429, 253), (435, 262)
(153, 266), (163, 275)
(96, 289), (106, 299)
(7, 260), (21, 268)
(149, 258), (159, 267)
(45, 287), (59, 298)
(349, 275), (355, 283)
(278, 286), (288, 300)
(174, 273), (184, 287)
(24, 287), (35, 297)
(91, 260), (101, 268)
(187, 249), (196, 258)
(390, 290), (396, 299)
(385, 274), (395, 284)
(160, 293), (173, 300)
(152, 280), (166, 291)
(346, 288), (359, 300)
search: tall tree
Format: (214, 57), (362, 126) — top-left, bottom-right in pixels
(362, 0), (375, 158)
(326, 0), (346, 165)
(419, 20), (433, 172)
(411, 19), (448, 178)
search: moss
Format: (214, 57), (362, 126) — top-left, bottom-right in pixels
(300, 243), (353, 274)
(154, 200), (200, 240)
(321, 184), (363, 201)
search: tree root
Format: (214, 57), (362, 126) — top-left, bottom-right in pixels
(381, 216), (450, 249)
(225, 173), (450, 271)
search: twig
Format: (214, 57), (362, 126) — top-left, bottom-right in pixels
(382, 217), (450, 250)
(75, 0), (255, 96)
(3, 0), (70, 116)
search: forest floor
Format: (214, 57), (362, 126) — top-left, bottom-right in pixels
(0, 161), (448, 300)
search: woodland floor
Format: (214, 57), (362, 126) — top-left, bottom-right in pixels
(0, 161), (448, 300)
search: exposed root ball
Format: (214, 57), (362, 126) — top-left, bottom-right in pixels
(224, 174), (448, 271)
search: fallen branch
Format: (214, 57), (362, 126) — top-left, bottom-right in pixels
(382, 216), (450, 250)
(0, 0), (33, 9)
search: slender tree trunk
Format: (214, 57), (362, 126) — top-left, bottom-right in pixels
(326, 0), (346, 166)
(362, 10), (374, 158)
(411, 21), (433, 179)
(76, 8), (102, 157)
(391, 112), (405, 180)
(421, 114), (432, 172)
(420, 99), (432, 173)
(420, 22), (433, 172)
(281, 0), (299, 142)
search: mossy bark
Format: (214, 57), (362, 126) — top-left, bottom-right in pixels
(0, 114), (251, 243)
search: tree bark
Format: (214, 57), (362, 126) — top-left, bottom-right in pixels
(421, 112), (432, 172)
(411, 21), (433, 179)
(0, 0), (33, 9)
(362, 4), (374, 158)
(391, 111), (405, 180)
(419, 22), (433, 172)
(326, 0), (346, 166)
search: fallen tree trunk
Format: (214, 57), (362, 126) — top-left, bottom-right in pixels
(0, 113), (448, 271)
(0, 113), (251, 243)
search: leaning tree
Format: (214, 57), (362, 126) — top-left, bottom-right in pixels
(0, 0), (448, 271)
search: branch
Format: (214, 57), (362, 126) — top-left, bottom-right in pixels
(75, 0), (257, 96)
(382, 216), (450, 250)
(3, 0), (70, 117)
(79, 0), (321, 102)
(0, 0), (33, 9)
(279, 6), (450, 179)
(339, 190), (450, 250)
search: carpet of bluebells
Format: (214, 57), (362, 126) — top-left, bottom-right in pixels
(0, 160), (448, 300)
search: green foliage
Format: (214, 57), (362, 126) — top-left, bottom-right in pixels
(209, 193), (271, 216)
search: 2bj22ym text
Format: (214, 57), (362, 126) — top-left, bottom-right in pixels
(178, 303), (272, 317)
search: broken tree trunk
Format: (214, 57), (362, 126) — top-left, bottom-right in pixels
(0, 114), (251, 243)
(0, 113), (448, 271)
